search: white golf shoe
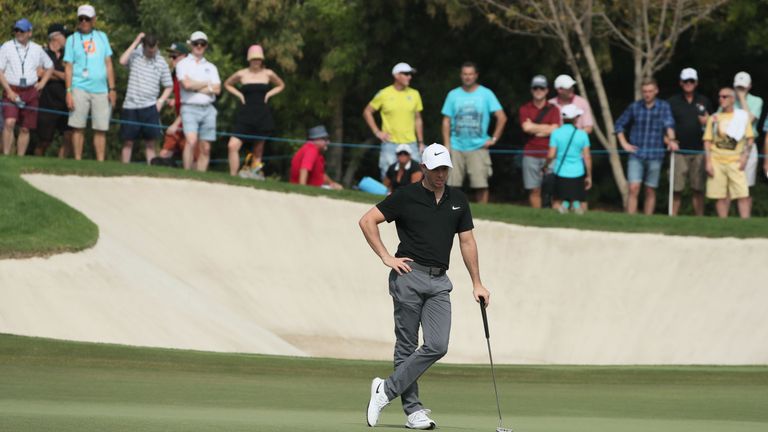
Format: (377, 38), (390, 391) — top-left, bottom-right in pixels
(406, 409), (436, 430)
(366, 377), (390, 427)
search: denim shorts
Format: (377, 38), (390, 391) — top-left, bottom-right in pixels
(627, 155), (662, 188)
(379, 142), (420, 179)
(181, 104), (217, 142)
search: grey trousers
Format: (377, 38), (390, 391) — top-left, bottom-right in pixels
(383, 268), (452, 415)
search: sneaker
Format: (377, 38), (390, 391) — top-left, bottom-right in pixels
(557, 206), (569, 214)
(574, 206), (585, 215)
(406, 409), (436, 430)
(366, 377), (390, 427)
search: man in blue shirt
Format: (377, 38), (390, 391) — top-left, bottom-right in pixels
(63, 4), (116, 161)
(615, 78), (677, 215)
(441, 62), (506, 204)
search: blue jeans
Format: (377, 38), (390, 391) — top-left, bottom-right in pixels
(379, 142), (420, 179)
(627, 156), (662, 188)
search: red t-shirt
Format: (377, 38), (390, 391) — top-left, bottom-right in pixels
(290, 142), (326, 186)
(518, 101), (560, 158)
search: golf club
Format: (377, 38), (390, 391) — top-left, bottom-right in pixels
(479, 297), (513, 432)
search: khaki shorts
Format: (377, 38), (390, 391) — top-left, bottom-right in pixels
(68, 89), (111, 131)
(706, 160), (749, 200)
(448, 148), (492, 189)
(673, 153), (705, 193)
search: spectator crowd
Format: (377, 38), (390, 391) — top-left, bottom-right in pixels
(1, 5), (766, 218)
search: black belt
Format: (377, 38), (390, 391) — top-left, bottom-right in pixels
(408, 262), (446, 277)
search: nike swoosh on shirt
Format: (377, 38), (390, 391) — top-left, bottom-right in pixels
(452, 206), (461, 210)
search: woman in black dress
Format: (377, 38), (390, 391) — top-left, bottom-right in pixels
(224, 44), (285, 177)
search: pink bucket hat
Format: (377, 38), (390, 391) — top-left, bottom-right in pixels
(247, 45), (264, 61)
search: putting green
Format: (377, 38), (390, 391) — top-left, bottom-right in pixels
(0, 334), (766, 432)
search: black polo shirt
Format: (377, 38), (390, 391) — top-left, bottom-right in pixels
(377, 182), (474, 270)
(668, 92), (712, 151)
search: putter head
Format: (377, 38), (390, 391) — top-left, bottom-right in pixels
(496, 428), (514, 432)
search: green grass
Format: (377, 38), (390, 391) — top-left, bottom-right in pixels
(1, 156), (767, 258)
(1, 334), (766, 431)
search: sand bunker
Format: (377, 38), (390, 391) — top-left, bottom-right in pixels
(1, 174), (767, 364)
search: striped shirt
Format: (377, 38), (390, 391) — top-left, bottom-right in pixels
(614, 99), (675, 160)
(123, 46), (173, 109)
(0, 39), (53, 87)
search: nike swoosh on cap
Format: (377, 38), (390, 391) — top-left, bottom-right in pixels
(435, 151), (444, 156)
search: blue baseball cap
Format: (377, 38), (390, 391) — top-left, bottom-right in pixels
(14, 18), (33, 33)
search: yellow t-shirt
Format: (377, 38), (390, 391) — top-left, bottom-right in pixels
(703, 111), (754, 163)
(369, 85), (423, 144)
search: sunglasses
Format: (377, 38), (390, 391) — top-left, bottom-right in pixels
(78, 16), (92, 22)
(191, 41), (207, 47)
(399, 72), (412, 76)
(168, 54), (179, 59)
(531, 86), (547, 91)
(682, 79), (696, 84)
(13, 28), (24, 33)
(719, 94), (733, 99)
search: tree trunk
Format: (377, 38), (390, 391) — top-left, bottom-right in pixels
(569, 12), (629, 204)
(327, 91), (344, 181)
(633, 2), (644, 100)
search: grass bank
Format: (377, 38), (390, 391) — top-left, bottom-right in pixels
(1, 156), (767, 258)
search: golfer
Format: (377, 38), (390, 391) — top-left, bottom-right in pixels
(359, 143), (491, 430)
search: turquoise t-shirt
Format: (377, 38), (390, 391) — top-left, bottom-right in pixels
(440, 85), (502, 151)
(63, 30), (113, 94)
(549, 124), (590, 178)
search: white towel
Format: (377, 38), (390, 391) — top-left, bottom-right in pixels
(725, 108), (749, 141)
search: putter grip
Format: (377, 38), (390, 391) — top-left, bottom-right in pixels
(480, 297), (489, 339)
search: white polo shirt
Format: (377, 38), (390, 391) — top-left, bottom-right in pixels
(0, 39), (53, 87)
(175, 55), (220, 105)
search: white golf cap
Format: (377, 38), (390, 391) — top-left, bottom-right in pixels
(392, 62), (416, 76)
(188, 31), (208, 43)
(395, 144), (412, 155)
(421, 143), (452, 169)
(530, 74), (548, 88)
(734, 71), (752, 87)
(561, 104), (584, 120)
(680, 68), (698, 81)
(77, 4), (96, 18)
(554, 74), (576, 89)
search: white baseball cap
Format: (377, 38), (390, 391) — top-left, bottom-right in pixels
(395, 144), (412, 155)
(734, 71), (751, 88)
(561, 104), (584, 120)
(680, 68), (698, 81)
(554, 74), (576, 89)
(188, 31), (208, 44)
(392, 62), (416, 76)
(421, 143), (452, 169)
(77, 4), (96, 18)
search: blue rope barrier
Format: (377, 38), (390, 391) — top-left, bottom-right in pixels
(2, 101), (765, 158)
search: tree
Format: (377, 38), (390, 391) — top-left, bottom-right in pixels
(469, 0), (728, 202)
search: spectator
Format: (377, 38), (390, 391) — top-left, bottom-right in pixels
(384, 144), (423, 193)
(36, 24), (73, 158)
(289, 125), (343, 190)
(732, 72), (762, 216)
(224, 44), (285, 178)
(519, 74), (560, 208)
(546, 104), (592, 214)
(176, 31), (221, 171)
(64, 4), (116, 161)
(668, 68), (712, 216)
(157, 42), (190, 162)
(615, 78), (677, 215)
(441, 61), (507, 204)
(704, 87), (753, 219)
(0, 18), (54, 156)
(549, 74), (594, 134)
(118, 32), (173, 164)
(363, 62), (424, 179)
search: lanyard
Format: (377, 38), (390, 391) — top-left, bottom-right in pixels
(13, 39), (30, 77)
(78, 32), (94, 70)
